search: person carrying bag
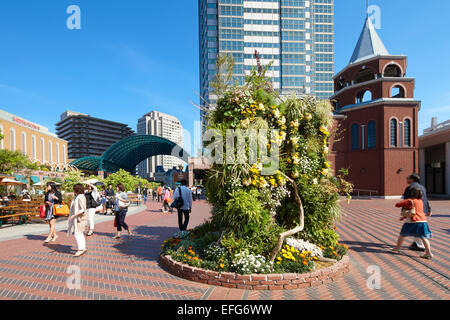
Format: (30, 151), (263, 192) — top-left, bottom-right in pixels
(113, 184), (132, 239)
(171, 180), (193, 231)
(85, 183), (101, 236)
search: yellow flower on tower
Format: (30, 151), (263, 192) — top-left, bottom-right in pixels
(277, 116), (286, 127)
(240, 118), (250, 128)
(290, 119), (299, 128)
(272, 109), (281, 119)
(320, 125), (330, 136)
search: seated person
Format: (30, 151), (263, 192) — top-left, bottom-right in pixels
(22, 191), (31, 201)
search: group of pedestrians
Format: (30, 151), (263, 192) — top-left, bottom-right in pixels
(41, 179), (195, 257)
(392, 173), (434, 260)
(42, 181), (132, 257)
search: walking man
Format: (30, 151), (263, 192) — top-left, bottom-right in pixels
(142, 186), (148, 204)
(403, 173), (432, 251)
(172, 180), (193, 231)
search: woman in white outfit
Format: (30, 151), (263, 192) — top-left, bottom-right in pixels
(68, 184), (88, 257)
(85, 183), (100, 236)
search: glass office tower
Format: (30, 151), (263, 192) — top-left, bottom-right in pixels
(199, 0), (334, 126)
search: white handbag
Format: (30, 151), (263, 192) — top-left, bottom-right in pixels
(118, 195), (130, 209)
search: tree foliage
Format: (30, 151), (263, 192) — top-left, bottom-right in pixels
(0, 149), (40, 174)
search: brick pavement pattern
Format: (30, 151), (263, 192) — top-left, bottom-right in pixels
(0, 198), (448, 300)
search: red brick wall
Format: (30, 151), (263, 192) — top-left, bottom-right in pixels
(160, 254), (350, 291)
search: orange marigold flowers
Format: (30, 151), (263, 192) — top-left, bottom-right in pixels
(302, 260), (308, 266)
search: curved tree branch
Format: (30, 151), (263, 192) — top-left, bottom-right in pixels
(270, 173), (305, 263)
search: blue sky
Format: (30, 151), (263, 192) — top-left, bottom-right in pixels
(0, 0), (449, 154)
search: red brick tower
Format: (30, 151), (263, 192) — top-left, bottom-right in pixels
(329, 17), (421, 197)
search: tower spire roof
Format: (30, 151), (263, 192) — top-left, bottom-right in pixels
(349, 16), (389, 64)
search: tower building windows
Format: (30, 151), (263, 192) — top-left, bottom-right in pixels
(390, 118), (398, 147)
(404, 118), (411, 147)
(354, 68), (375, 84)
(355, 89), (372, 104)
(391, 85), (405, 98)
(368, 121), (376, 149)
(383, 64), (402, 77)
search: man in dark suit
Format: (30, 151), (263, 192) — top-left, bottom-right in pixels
(403, 173), (432, 251)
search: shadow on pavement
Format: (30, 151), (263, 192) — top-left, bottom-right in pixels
(24, 234), (74, 254)
(93, 225), (179, 262)
(341, 240), (393, 254)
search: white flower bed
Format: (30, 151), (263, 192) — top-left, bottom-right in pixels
(286, 238), (323, 257)
(232, 250), (274, 275)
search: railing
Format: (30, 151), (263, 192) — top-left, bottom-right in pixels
(423, 120), (450, 135)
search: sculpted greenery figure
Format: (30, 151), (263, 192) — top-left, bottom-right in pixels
(161, 56), (351, 274)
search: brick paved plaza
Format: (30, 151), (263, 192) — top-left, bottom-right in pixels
(0, 199), (448, 300)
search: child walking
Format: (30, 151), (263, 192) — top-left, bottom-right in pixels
(392, 187), (433, 259)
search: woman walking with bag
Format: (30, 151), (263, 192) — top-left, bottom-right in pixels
(43, 182), (62, 243)
(113, 184), (132, 239)
(68, 184), (88, 257)
(85, 183), (100, 236)
(391, 187), (433, 259)
(161, 186), (171, 213)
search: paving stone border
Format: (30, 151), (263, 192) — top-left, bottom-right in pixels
(160, 254), (350, 290)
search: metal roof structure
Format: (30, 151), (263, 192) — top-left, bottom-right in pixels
(349, 17), (389, 64)
(70, 135), (189, 173)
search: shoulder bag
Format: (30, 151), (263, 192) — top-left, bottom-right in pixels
(401, 199), (416, 219)
(170, 187), (184, 210)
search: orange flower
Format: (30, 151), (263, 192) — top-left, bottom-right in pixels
(302, 260), (308, 266)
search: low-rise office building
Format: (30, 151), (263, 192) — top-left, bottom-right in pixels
(419, 117), (450, 196)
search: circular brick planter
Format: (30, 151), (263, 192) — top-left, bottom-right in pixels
(160, 254), (350, 290)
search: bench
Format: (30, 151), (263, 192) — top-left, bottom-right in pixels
(127, 194), (141, 207)
(0, 212), (30, 226)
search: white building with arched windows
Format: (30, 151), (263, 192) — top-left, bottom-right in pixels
(0, 109), (69, 172)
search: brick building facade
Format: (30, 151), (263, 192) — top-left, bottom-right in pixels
(328, 17), (421, 197)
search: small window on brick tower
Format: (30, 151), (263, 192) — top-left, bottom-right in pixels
(354, 68), (375, 84)
(390, 119), (398, 147)
(404, 119), (411, 147)
(391, 85), (405, 98)
(384, 64), (402, 77)
(368, 121), (376, 148)
(356, 90), (372, 104)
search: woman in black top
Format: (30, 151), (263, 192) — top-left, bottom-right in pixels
(44, 182), (62, 243)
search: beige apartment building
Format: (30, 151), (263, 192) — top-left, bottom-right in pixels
(0, 109), (69, 171)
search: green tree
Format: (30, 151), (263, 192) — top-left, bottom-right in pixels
(103, 169), (137, 192)
(0, 149), (39, 174)
(62, 171), (84, 192)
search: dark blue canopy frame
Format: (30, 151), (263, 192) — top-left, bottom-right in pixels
(70, 135), (190, 173)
